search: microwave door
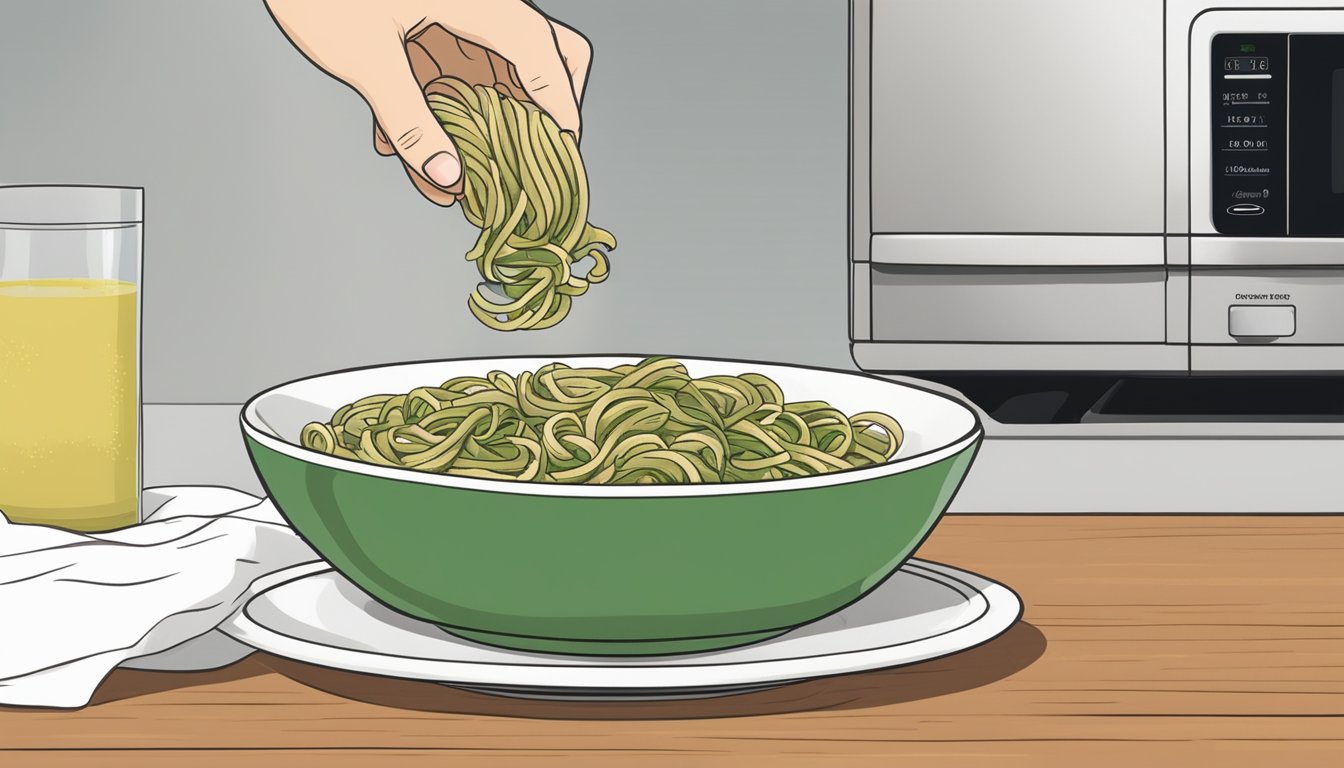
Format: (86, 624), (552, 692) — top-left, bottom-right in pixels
(1289, 34), (1344, 236)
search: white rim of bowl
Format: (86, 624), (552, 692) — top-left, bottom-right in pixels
(239, 355), (984, 499)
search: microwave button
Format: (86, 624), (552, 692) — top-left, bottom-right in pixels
(1226, 203), (1265, 216)
(1228, 305), (1295, 338)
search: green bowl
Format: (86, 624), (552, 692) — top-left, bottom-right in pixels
(241, 356), (982, 656)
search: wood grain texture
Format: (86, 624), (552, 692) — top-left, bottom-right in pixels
(2, 515), (1342, 767)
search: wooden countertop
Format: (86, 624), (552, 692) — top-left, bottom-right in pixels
(3, 515), (1342, 767)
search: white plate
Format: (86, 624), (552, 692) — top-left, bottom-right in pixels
(222, 560), (1022, 701)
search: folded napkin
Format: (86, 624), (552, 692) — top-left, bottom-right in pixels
(0, 486), (319, 708)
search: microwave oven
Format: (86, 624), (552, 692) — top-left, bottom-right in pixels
(850, 0), (1344, 423)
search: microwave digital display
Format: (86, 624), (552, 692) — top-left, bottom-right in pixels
(1225, 56), (1270, 73)
(1211, 34), (1287, 235)
(1215, 34), (1344, 236)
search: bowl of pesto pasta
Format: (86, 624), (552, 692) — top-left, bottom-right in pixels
(240, 356), (982, 656)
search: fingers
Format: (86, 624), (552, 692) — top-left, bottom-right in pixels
(402, 162), (462, 207)
(374, 113), (463, 201)
(374, 118), (457, 203)
(486, 48), (529, 103)
(373, 123), (396, 157)
(405, 38), (443, 87)
(265, 1), (477, 205)
(504, 26), (582, 136)
(412, 24), (499, 88)
(549, 19), (592, 107)
(411, 12), (588, 126)
(354, 35), (463, 191)
(433, 1), (582, 135)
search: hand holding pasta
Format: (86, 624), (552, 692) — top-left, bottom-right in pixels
(265, 1), (611, 330)
(265, 0), (590, 205)
(301, 358), (905, 486)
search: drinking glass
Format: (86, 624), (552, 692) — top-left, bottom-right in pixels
(0, 185), (142, 531)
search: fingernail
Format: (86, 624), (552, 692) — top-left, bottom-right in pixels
(423, 152), (461, 189)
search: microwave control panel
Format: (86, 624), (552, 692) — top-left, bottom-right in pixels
(1211, 33), (1287, 235)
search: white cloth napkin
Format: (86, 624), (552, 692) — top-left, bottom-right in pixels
(0, 486), (319, 708)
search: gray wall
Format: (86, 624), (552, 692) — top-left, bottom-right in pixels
(0, 0), (852, 404)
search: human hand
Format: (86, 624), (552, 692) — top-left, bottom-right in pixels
(265, 0), (591, 206)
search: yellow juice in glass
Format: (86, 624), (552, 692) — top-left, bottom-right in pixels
(0, 279), (138, 531)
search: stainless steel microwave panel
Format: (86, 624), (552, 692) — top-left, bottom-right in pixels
(1185, 7), (1344, 372)
(869, 265), (1167, 343)
(868, 0), (1164, 234)
(1163, 0), (1344, 232)
(866, 236), (1167, 343)
(1191, 268), (1344, 344)
(853, 0), (1179, 373)
(1187, 8), (1344, 237)
(854, 0), (1344, 375)
(1165, 237), (1191, 345)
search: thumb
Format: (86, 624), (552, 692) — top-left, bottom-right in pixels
(357, 53), (462, 191)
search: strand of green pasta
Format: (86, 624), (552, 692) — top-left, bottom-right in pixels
(301, 358), (904, 486)
(423, 77), (615, 332)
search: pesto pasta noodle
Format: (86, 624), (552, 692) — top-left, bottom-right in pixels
(300, 358), (904, 486)
(425, 76), (616, 332)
